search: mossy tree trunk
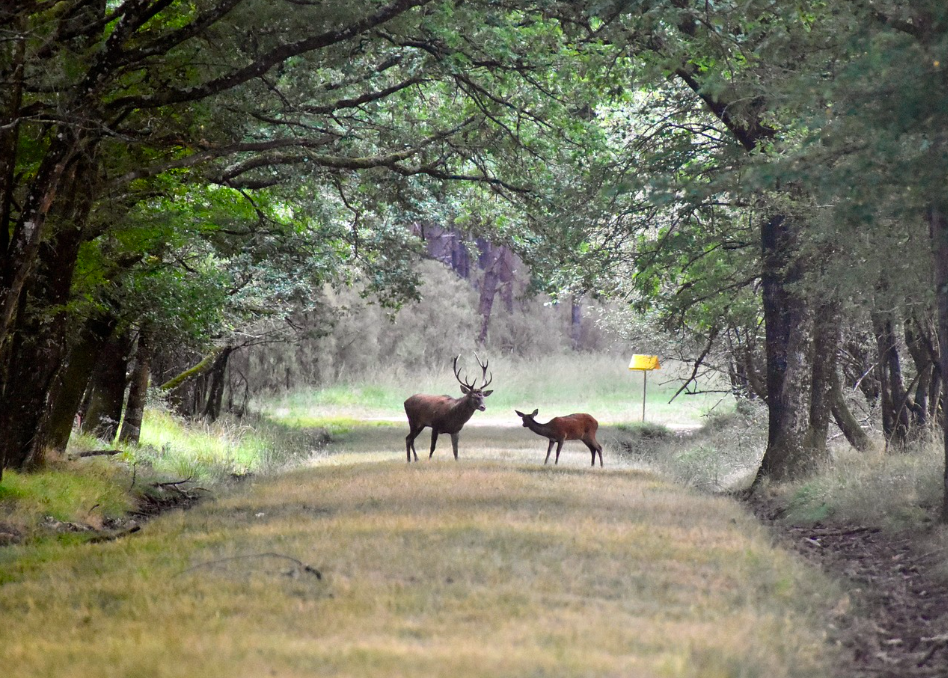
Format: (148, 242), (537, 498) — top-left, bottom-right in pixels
(119, 327), (151, 445)
(929, 204), (948, 522)
(755, 214), (816, 482)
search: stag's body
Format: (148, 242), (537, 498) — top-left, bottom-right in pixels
(404, 355), (493, 462)
(515, 409), (603, 467)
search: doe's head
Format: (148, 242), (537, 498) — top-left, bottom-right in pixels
(515, 408), (539, 426)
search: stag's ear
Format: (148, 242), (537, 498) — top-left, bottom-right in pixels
(531, 409), (538, 416)
(460, 384), (472, 394)
(482, 390), (493, 396)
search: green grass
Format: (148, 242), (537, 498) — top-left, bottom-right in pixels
(69, 407), (331, 484)
(0, 461), (135, 536)
(0, 407), (331, 541)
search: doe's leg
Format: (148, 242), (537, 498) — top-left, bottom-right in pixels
(544, 439), (555, 464)
(554, 440), (564, 464)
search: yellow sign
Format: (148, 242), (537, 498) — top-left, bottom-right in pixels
(628, 355), (660, 371)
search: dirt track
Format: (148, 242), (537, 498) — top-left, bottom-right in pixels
(756, 505), (948, 677)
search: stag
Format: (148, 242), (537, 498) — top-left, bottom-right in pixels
(514, 409), (603, 467)
(404, 354), (493, 462)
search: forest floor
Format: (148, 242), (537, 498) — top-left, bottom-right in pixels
(751, 497), (948, 678)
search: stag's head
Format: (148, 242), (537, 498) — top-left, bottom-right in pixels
(454, 354), (494, 410)
(515, 409), (539, 426)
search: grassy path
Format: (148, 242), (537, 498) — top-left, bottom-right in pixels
(0, 424), (838, 677)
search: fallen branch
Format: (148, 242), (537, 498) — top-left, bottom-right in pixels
(152, 477), (193, 489)
(86, 525), (142, 544)
(78, 449), (123, 457)
(173, 553), (322, 579)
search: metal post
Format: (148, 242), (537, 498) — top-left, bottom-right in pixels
(642, 371), (647, 422)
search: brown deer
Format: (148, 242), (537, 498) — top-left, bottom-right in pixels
(514, 409), (603, 467)
(404, 354), (493, 462)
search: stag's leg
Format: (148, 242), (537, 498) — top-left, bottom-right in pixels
(596, 444), (603, 467)
(406, 425), (422, 462)
(554, 440), (564, 464)
(544, 439), (555, 464)
(450, 432), (460, 460)
(428, 429), (439, 459)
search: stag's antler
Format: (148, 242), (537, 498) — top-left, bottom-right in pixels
(474, 352), (492, 390)
(453, 354), (476, 390)
(453, 353), (491, 390)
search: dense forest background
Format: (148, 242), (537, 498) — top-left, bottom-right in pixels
(225, 230), (621, 403)
(3, 1), (948, 514)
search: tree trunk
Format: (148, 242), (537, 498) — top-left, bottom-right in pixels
(476, 241), (501, 345)
(0, 307), (66, 470)
(119, 327), (151, 444)
(873, 312), (912, 448)
(499, 247), (515, 313)
(928, 204), (948, 521)
(802, 301), (838, 462)
(40, 312), (118, 452)
(0, 160), (90, 470)
(830, 373), (872, 452)
(570, 295), (583, 351)
(201, 346), (233, 422)
(755, 214), (815, 483)
(905, 315), (935, 428)
(82, 330), (132, 442)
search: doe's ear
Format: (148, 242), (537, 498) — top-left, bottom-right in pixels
(531, 409), (539, 416)
(482, 390), (494, 396)
(515, 409), (524, 417)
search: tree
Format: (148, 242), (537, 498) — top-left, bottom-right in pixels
(0, 1), (604, 474)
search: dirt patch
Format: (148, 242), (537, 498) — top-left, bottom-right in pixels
(752, 500), (948, 677)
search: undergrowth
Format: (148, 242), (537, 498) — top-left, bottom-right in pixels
(613, 401), (767, 493)
(771, 434), (944, 530)
(1, 405), (332, 543)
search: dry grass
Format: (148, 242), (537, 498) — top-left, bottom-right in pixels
(0, 425), (839, 678)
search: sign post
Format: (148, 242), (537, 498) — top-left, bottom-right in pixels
(628, 355), (661, 422)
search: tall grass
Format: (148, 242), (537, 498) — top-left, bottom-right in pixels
(0, 461), (135, 534)
(771, 435), (943, 528)
(131, 408), (326, 481)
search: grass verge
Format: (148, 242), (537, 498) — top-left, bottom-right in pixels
(1, 406), (331, 543)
